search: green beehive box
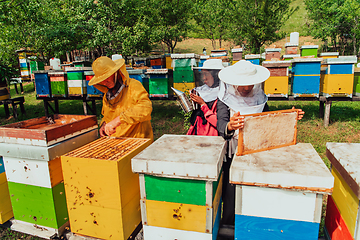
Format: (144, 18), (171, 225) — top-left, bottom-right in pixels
(354, 68), (360, 96)
(173, 69), (194, 83)
(149, 78), (169, 97)
(49, 71), (68, 97)
(300, 45), (319, 57)
(8, 182), (68, 229)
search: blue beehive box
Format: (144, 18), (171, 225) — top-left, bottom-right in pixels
(0, 156), (5, 174)
(84, 71), (104, 97)
(128, 69), (149, 92)
(245, 54), (261, 65)
(199, 56), (210, 67)
(291, 58), (322, 97)
(34, 70), (51, 97)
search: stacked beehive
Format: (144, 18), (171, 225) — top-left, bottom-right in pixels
(0, 115), (98, 239)
(171, 53), (199, 94)
(62, 137), (152, 239)
(48, 70), (68, 97)
(325, 143), (360, 240)
(84, 70), (104, 98)
(199, 55), (210, 67)
(265, 48), (281, 61)
(318, 52), (339, 68)
(149, 55), (165, 69)
(0, 156), (13, 224)
(245, 54), (261, 65)
(262, 60), (291, 97)
(231, 48), (243, 65)
(0, 74), (10, 101)
(230, 143), (334, 239)
(66, 67), (92, 96)
(320, 56), (357, 98)
(132, 135), (226, 240)
(128, 69), (149, 93)
(165, 53), (173, 70)
(146, 68), (172, 98)
(210, 49), (229, 67)
(291, 58), (323, 97)
(285, 42), (299, 55)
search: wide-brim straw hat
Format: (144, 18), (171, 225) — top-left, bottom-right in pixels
(89, 56), (125, 86)
(194, 59), (224, 70)
(218, 60), (270, 86)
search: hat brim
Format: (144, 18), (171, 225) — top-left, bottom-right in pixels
(89, 59), (125, 86)
(193, 66), (223, 70)
(218, 64), (270, 86)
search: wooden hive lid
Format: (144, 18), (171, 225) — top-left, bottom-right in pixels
(0, 114), (98, 147)
(65, 136), (151, 161)
(324, 56), (357, 64)
(131, 134), (226, 181)
(230, 143), (334, 194)
(326, 142), (360, 198)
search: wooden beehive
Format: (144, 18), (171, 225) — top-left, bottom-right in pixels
(320, 57), (357, 98)
(48, 71), (68, 97)
(237, 109), (299, 156)
(262, 61), (291, 97)
(132, 134), (226, 240)
(265, 48), (281, 61)
(0, 115), (99, 239)
(0, 114), (98, 147)
(0, 156), (13, 224)
(66, 67), (91, 96)
(325, 142), (360, 240)
(62, 136), (152, 240)
(230, 143), (334, 240)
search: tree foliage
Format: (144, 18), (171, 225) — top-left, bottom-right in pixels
(305, 0), (360, 55)
(228, 0), (297, 53)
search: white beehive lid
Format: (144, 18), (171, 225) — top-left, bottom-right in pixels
(132, 134), (226, 180)
(319, 52), (339, 57)
(66, 67), (92, 71)
(283, 54), (300, 59)
(145, 69), (168, 74)
(171, 53), (200, 59)
(285, 42), (299, 47)
(245, 54), (261, 59)
(300, 45), (319, 49)
(232, 48), (243, 53)
(326, 142), (360, 198)
(230, 143), (334, 193)
(324, 56), (357, 64)
(291, 58), (323, 63)
(265, 48), (281, 52)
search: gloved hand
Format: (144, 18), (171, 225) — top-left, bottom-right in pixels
(104, 116), (121, 136)
(228, 111), (244, 131)
(99, 122), (107, 137)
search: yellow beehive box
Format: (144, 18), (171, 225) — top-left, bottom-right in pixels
(320, 74), (354, 97)
(264, 76), (289, 97)
(0, 172), (13, 224)
(61, 137), (152, 240)
(173, 82), (195, 95)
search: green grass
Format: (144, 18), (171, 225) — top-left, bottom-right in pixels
(280, 0), (309, 36)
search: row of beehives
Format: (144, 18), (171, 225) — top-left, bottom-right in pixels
(0, 112), (359, 240)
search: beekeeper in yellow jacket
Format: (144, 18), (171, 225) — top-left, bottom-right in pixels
(89, 56), (153, 141)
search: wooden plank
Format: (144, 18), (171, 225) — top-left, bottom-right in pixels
(145, 199), (207, 233)
(331, 167), (359, 237)
(144, 174), (206, 206)
(8, 182), (68, 229)
(132, 135), (226, 180)
(325, 196), (353, 240)
(236, 109), (298, 156)
(237, 185), (319, 223)
(10, 219), (69, 240)
(0, 129), (98, 161)
(234, 214), (320, 240)
(231, 143), (334, 193)
(143, 225), (212, 240)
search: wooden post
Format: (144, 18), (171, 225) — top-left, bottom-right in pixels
(324, 100), (332, 127)
(319, 100), (325, 118)
(54, 99), (59, 113)
(43, 99), (50, 117)
(82, 100), (88, 115)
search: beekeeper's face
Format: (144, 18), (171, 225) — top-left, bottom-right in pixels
(237, 85), (254, 97)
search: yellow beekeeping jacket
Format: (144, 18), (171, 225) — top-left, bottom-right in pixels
(96, 65), (153, 141)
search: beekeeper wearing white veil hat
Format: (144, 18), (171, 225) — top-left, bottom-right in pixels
(217, 60), (304, 226)
(217, 60), (270, 226)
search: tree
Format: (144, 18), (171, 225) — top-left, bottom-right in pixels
(228, 0), (297, 53)
(192, 0), (232, 49)
(146, 0), (194, 53)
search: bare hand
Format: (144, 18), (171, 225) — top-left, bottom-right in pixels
(104, 117), (121, 136)
(190, 93), (205, 106)
(292, 106), (305, 120)
(228, 111), (245, 131)
(99, 122), (107, 137)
